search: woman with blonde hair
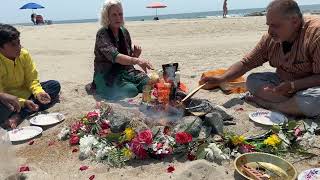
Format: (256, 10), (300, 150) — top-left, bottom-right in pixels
(86, 0), (153, 100)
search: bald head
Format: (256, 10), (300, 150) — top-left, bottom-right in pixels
(267, 0), (302, 19)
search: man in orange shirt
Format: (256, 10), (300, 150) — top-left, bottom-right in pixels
(201, 0), (320, 117)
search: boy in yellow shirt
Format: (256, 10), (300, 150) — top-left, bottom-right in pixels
(0, 24), (61, 128)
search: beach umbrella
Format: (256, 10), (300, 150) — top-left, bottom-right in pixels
(146, 2), (167, 19)
(20, 2), (45, 10)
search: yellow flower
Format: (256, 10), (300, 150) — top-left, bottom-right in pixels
(82, 118), (89, 124)
(231, 135), (245, 145)
(124, 128), (135, 141)
(123, 148), (133, 159)
(264, 134), (281, 147)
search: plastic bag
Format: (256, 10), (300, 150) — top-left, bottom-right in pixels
(0, 128), (18, 179)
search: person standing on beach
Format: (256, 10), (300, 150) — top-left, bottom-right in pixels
(86, 0), (153, 100)
(200, 0), (320, 118)
(223, 0), (228, 18)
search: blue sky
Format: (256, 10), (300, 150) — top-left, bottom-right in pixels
(1, 0), (320, 24)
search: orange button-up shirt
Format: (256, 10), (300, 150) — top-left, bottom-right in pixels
(242, 16), (320, 81)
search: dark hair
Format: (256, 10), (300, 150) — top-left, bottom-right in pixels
(267, 0), (303, 19)
(0, 24), (20, 48)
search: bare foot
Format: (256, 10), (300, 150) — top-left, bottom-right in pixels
(5, 114), (22, 129)
(245, 95), (274, 110)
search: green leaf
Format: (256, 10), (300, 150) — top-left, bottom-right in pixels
(105, 133), (122, 142)
(272, 125), (281, 133)
(196, 149), (207, 159)
(288, 121), (297, 130)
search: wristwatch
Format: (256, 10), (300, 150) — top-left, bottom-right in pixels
(288, 81), (295, 94)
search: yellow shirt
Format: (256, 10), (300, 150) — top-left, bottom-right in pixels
(0, 49), (44, 107)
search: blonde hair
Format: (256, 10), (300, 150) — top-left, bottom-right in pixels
(100, 0), (123, 28)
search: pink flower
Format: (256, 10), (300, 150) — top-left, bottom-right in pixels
(138, 130), (153, 145)
(70, 134), (80, 145)
(167, 165), (175, 173)
(71, 121), (84, 134)
(131, 138), (148, 159)
(79, 165), (89, 171)
(239, 144), (255, 153)
(19, 165), (30, 172)
(294, 128), (302, 137)
(98, 129), (111, 138)
(100, 120), (110, 129)
(175, 132), (192, 144)
(87, 111), (99, 120)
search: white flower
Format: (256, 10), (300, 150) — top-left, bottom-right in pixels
(57, 127), (70, 140)
(96, 145), (113, 161)
(79, 135), (99, 160)
(204, 143), (229, 162)
(79, 135), (99, 149)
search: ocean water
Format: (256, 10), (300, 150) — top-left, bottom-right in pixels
(16, 4), (320, 26)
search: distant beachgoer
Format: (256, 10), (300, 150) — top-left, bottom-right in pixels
(31, 13), (36, 25)
(200, 0), (320, 118)
(223, 0), (228, 18)
(0, 24), (61, 128)
(85, 0), (153, 100)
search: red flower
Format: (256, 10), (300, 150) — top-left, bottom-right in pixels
(138, 130), (153, 145)
(100, 120), (110, 129)
(239, 144), (255, 153)
(236, 107), (244, 111)
(28, 140), (34, 145)
(79, 165), (89, 171)
(70, 134), (80, 145)
(71, 121), (84, 134)
(156, 143), (163, 149)
(131, 138), (148, 159)
(72, 148), (78, 153)
(87, 111), (99, 120)
(89, 175), (95, 180)
(175, 132), (192, 144)
(167, 165), (175, 173)
(187, 153), (196, 161)
(19, 165), (30, 172)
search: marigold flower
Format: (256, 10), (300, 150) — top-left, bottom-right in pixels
(264, 134), (281, 147)
(231, 135), (245, 145)
(122, 148), (133, 159)
(124, 128), (135, 141)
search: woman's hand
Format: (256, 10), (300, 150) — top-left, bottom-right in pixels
(136, 58), (153, 73)
(132, 45), (142, 58)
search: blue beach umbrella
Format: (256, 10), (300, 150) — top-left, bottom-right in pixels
(20, 2), (45, 10)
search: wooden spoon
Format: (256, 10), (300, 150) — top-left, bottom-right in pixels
(181, 83), (207, 103)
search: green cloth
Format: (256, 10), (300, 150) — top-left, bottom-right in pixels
(94, 70), (148, 100)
